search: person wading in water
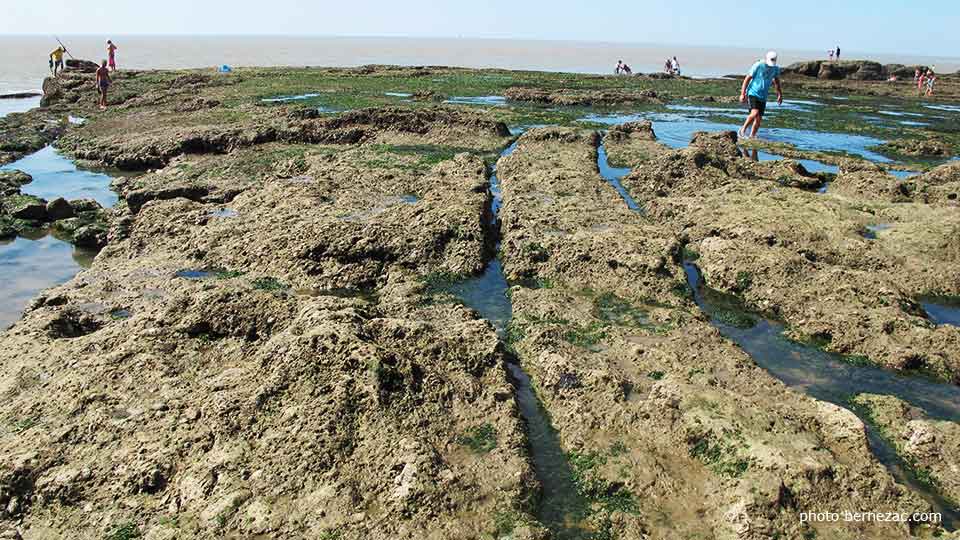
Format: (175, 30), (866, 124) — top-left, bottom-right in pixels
(738, 51), (783, 139)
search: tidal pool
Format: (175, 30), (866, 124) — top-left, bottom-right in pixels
(444, 95), (507, 106)
(0, 149), (119, 331)
(0, 231), (96, 329)
(582, 112), (892, 163)
(597, 142), (642, 212)
(1, 146), (118, 207)
(261, 92), (322, 103)
(684, 263), (960, 527)
(921, 298), (960, 327)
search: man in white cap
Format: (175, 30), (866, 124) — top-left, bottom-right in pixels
(738, 51), (783, 139)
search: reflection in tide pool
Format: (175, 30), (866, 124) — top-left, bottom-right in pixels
(1, 146), (118, 208)
(0, 231), (96, 329)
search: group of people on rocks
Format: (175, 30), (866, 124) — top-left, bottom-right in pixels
(915, 68), (937, 96)
(48, 39), (118, 110)
(663, 56), (681, 75)
(827, 46), (841, 61)
(616, 56), (682, 76)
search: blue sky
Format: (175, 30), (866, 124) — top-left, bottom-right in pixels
(4, 0), (959, 56)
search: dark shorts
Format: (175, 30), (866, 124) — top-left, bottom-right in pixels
(748, 95), (767, 116)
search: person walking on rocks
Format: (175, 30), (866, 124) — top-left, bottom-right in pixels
(671, 56), (681, 75)
(738, 51), (783, 139)
(96, 60), (111, 110)
(107, 40), (118, 71)
(835, 46), (840, 60)
(49, 46), (67, 77)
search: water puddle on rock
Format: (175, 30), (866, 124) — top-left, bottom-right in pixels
(444, 95), (507, 107)
(1, 146), (118, 207)
(174, 269), (216, 280)
(0, 147), (121, 331)
(684, 263), (960, 527)
(208, 207), (239, 218)
(924, 104), (960, 114)
(596, 142), (642, 212)
(261, 92), (322, 103)
(0, 230), (96, 329)
(444, 134), (592, 535)
(860, 223), (893, 240)
(920, 297), (960, 327)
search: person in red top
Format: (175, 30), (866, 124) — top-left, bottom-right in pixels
(96, 60), (111, 110)
(107, 40), (118, 71)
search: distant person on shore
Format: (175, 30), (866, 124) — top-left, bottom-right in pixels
(835, 46), (841, 60)
(664, 58), (672, 74)
(49, 46), (67, 77)
(828, 49), (834, 61)
(96, 60), (111, 110)
(621, 63), (632, 75)
(107, 40), (118, 71)
(925, 70), (936, 96)
(914, 68), (922, 84)
(671, 56), (681, 75)
(918, 70), (928, 97)
(738, 51), (783, 139)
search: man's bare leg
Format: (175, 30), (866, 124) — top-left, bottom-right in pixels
(750, 114), (763, 138)
(739, 111), (757, 138)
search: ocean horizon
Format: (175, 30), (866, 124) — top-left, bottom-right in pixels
(2, 34), (959, 94)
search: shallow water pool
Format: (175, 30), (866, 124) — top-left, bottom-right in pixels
(684, 263), (960, 527)
(0, 231), (96, 329)
(1, 146), (118, 207)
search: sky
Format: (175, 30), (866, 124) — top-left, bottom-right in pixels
(4, 0), (959, 57)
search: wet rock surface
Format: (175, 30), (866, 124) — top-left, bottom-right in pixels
(620, 129), (960, 383)
(852, 394), (960, 505)
(504, 87), (661, 106)
(1, 63), (959, 539)
(494, 127), (931, 539)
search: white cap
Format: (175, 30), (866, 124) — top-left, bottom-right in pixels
(766, 51), (778, 67)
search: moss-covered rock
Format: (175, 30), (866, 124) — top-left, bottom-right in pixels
(4, 193), (47, 221)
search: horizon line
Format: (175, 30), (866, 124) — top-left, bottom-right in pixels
(2, 33), (958, 61)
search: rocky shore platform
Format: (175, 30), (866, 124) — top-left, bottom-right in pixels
(1, 63), (959, 539)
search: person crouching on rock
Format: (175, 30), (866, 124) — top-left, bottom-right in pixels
(49, 46), (67, 77)
(96, 60), (111, 110)
(738, 51), (783, 139)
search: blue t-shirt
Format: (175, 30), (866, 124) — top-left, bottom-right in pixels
(747, 62), (781, 100)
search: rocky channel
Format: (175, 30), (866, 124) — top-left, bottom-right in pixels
(0, 64), (959, 540)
